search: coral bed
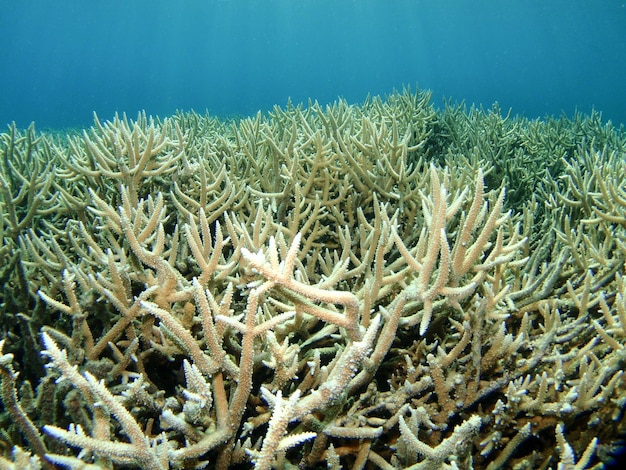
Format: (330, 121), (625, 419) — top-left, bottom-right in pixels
(0, 89), (625, 469)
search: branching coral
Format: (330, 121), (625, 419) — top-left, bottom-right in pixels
(0, 88), (625, 469)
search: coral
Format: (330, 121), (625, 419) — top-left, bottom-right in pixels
(1, 88), (625, 469)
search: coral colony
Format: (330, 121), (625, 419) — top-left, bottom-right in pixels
(0, 88), (625, 469)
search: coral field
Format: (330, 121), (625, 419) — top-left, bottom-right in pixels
(1, 88), (626, 469)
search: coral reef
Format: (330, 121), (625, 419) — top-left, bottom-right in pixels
(1, 88), (625, 469)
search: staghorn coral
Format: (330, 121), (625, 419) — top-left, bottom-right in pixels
(0, 88), (625, 469)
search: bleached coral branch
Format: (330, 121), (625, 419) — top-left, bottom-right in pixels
(555, 423), (599, 470)
(396, 166), (525, 335)
(399, 410), (482, 467)
(40, 333), (168, 470)
(248, 389), (316, 470)
(241, 232), (362, 340)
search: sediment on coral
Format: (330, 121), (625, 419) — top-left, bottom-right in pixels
(1, 87), (625, 469)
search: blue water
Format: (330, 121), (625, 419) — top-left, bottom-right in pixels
(1, 0), (625, 129)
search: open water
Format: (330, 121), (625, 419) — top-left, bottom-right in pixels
(1, 0), (625, 130)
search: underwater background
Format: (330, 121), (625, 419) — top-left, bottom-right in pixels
(1, 0), (625, 130)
